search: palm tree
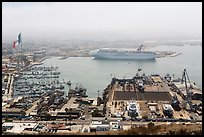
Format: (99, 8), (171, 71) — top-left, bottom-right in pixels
(69, 108), (72, 129)
(45, 112), (51, 121)
(130, 112), (137, 128)
(97, 90), (100, 98)
(68, 114), (72, 129)
(65, 108), (68, 126)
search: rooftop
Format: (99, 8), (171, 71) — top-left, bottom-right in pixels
(3, 122), (38, 134)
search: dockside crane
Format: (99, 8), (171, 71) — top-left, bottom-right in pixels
(181, 69), (193, 111)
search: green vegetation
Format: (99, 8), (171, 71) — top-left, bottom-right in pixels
(5, 117), (13, 122)
(44, 112), (51, 121)
(91, 108), (104, 117)
(142, 115), (148, 120)
(5, 119), (13, 122)
(147, 122), (155, 129)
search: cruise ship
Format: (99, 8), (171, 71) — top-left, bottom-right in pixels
(91, 45), (156, 60)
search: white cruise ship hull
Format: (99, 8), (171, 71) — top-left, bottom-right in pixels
(92, 52), (156, 60)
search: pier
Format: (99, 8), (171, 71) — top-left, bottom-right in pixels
(3, 73), (14, 101)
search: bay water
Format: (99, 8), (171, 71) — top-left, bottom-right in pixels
(42, 45), (202, 97)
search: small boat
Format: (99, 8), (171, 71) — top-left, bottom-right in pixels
(67, 81), (71, 86)
(82, 94), (88, 97)
(56, 85), (64, 90)
(52, 72), (60, 75)
(59, 56), (68, 60)
(18, 93), (24, 95)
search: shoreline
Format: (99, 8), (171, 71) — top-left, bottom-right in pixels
(22, 57), (49, 72)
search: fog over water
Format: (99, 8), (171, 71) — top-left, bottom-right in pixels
(2, 2), (202, 41)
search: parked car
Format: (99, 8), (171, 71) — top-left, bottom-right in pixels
(80, 116), (86, 120)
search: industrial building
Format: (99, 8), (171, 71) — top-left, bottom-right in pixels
(89, 120), (122, 132)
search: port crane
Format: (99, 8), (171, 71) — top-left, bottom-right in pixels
(181, 69), (193, 110)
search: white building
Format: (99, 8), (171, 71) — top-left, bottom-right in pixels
(88, 120), (123, 132)
(110, 121), (123, 130)
(2, 122), (38, 134)
(89, 121), (109, 132)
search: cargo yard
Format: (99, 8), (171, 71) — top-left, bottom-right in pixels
(103, 73), (202, 122)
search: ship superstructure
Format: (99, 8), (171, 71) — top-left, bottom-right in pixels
(91, 45), (156, 60)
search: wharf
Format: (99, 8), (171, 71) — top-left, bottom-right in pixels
(170, 52), (182, 57)
(103, 74), (202, 121)
(59, 97), (79, 113)
(3, 73), (14, 101)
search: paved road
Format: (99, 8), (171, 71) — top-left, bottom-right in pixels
(84, 105), (91, 119)
(10, 119), (201, 126)
(11, 119), (91, 125)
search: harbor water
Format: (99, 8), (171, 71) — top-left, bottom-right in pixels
(42, 45), (202, 97)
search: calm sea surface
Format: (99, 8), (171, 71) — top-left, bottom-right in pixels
(42, 45), (202, 97)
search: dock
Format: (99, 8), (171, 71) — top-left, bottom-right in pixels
(3, 73), (14, 101)
(170, 52), (182, 57)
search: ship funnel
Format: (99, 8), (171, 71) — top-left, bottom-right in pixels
(137, 45), (144, 51)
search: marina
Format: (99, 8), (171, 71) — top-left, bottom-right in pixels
(12, 66), (71, 98)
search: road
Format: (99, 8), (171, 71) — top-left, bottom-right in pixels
(10, 119), (201, 127)
(84, 105), (91, 119)
(25, 98), (41, 116)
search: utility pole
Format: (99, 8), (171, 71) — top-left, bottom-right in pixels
(97, 90), (100, 98)
(97, 90), (100, 106)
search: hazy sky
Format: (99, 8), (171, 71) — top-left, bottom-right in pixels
(2, 2), (202, 41)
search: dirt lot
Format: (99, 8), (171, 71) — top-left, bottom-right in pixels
(25, 123), (201, 135)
